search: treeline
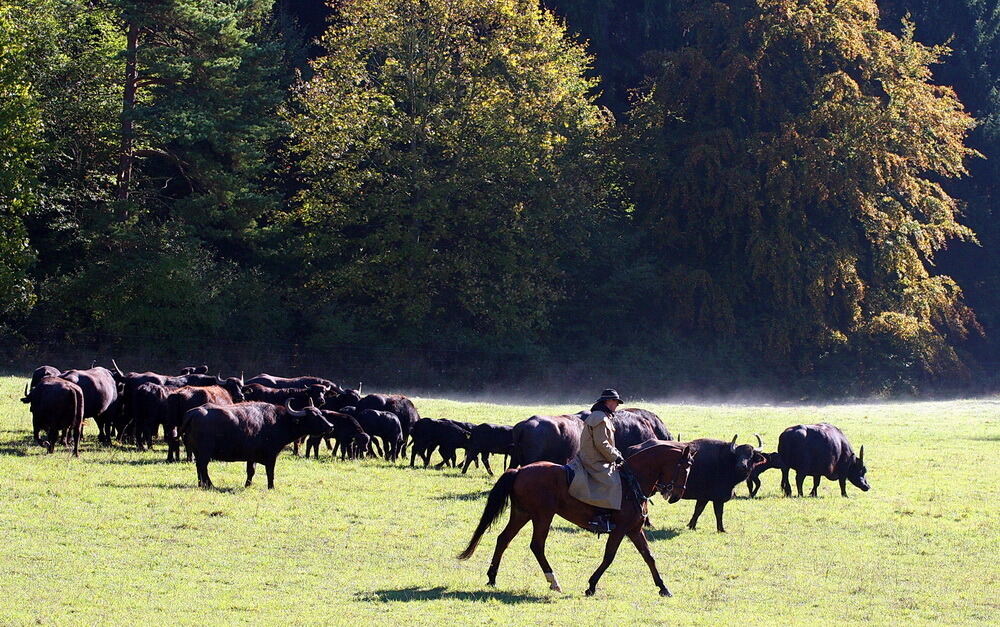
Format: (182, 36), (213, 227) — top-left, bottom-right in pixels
(1, 0), (998, 397)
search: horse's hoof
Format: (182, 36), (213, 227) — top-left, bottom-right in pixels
(486, 580), (496, 588)
(550, 584), (562, 593)
(585, 588), (595, 597)
(660, 587), (672, 597)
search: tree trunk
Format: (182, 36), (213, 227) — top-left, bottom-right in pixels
(117, 20), (139, 201)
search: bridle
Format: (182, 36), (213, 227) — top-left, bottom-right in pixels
(652, 453), (691, 498)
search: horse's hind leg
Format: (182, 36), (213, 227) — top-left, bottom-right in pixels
(486, 507), (530, 588)
(528, 513), (561, 592)
(585, 528), (626, 596)
(627, 527), (672, 597)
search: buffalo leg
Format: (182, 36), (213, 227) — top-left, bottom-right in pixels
(245, 462), (255, 487)
(46, 428), (57, 453)
(839, 477), (848, 497)
(482, 453), (494, 477)
(409, 444), (420, 467)
(627, 527), (671, 597)
(810, 476), (821, 497)
(71, 421), (81, 457)
(461, 449), (476, 474)
(687, 499), (708, 530)
(486, 507), (530, 587)
(747, 476), (760, 497)
(369, 438), (384, 458)
(265, 460), (276, 489)
(712, 501), (726, 533)
(585, 527), (626, 596)
(781, 468), (792, 496)
(795, 471), (806, 497)
(196, 457), (212, 489)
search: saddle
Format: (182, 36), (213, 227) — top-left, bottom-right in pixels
(562, 463), (647, 505)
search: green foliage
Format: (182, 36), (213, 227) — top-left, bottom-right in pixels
(288, 0), (612, 345)
(624, 0), (981, 386)
(0, 378), (998, 622)
(0, 5), (40, 320)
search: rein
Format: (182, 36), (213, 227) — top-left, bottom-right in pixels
(622, 450), (689, 502)
(652, 453), (689, 498)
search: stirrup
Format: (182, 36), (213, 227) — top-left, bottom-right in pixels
(587, 518), (615, 534)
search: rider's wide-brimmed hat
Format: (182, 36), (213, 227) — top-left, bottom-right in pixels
(597, 388), (623, 403)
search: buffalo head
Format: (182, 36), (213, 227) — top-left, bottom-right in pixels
(285, 398), (333, 435)
(847, 445), (870, 491)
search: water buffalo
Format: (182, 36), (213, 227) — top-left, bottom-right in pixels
(59, 366), (119, 445)
(460, 423), (514, 476)
(242, 383), (327, 408)
(30, 366), (61, 390)
(746, 449), (783, 497)
(166, 385), (241, 461)
(133, 382), (171, 450)
(245, 373), (340, 392)
(509, 408), (670, 467)
(409, 418), (472, 468)
(355, 409), (403, 461)
(680, 435), (765, 532)
(304, 410), (369, 460)
(21, 378), (84, 455)
(509, 412), (585, 467)
(183, 399), (333, 489)
(778, 423), (869, 497)
(355, 394), (419, 453)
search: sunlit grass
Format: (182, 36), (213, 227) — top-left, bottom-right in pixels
(0, 377), (997, 624)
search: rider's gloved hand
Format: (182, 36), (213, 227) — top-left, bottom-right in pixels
(613, 455), (625, 467)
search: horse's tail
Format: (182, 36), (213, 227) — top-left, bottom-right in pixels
(457, 468), (517, 560)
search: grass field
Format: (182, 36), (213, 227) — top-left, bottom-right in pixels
(0, 376), (997, 625)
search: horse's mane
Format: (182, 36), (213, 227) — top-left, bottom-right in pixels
(624, 438), (683, 460)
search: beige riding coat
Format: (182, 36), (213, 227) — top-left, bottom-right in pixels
(567, 409), (623, 510)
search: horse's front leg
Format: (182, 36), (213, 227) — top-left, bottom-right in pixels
(627, 527), (672, 596)
(528, 513), (561, 592)
(585, 527), (626, 596)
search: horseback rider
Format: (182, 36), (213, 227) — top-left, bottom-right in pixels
(567, 389), (625, 533)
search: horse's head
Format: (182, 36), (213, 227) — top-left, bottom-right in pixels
(657, 445), (695, 503)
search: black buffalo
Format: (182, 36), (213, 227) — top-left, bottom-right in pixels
(355, 409), (403, 461)
(746, 448), (783, 497)
(408, 418), (472, 469)
(680, 435), (766, 532)
(166, 385), (241, 461)
(133, 382), (171, 450)
(509, 408), (670, 467)
(30, 365), (61, 390)
(21, 377), (85, 455)
(304, 410), (370, 460)
(778, 423), (869, 497)
(59, 366), (120, 445)
(245, 373), (340, 393)
(179, 365), (209, 375)
(460, 423), (513, 476)
(355, 394), (419, 452)
(183, 399), (333, 489)
(242, 383), (327, 408)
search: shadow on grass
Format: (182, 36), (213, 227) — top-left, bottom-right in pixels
(433, 489), (489, 501)
(966, 434), (1000, 441)
(358, 586), (549, 604)
(85, 457), (176, 466)
(645, 527), (682, 541)
(97, 481), (238, 493)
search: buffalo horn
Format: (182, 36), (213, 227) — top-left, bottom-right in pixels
(24, 381), (30, 397)
(859, 445), (864, 463)
(240, 371), (244, 386)
(286, 398), (307, 417)
(675, 432), (681, 442)
(730, 434), (738, 452)
(306, 396), (315, 408)
(111, 358), (124, 377)
(358, 381), (363, 395)
(754, 433), (763, 450)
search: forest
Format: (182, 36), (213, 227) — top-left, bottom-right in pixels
(1, 0), (998, 397)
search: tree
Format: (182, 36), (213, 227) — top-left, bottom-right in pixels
(289, 0), (612, 346)
(0, 5), (40, 321)
(624, 0), (980, 389)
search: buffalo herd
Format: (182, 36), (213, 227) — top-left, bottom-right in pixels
(18, 361), (871, 530)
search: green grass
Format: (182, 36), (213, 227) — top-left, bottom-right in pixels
(0, 377), (997, 625)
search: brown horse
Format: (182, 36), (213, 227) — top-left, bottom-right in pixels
(458, 440), (695, 597)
